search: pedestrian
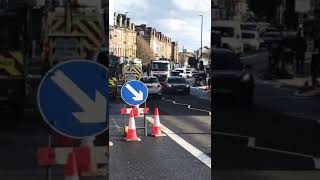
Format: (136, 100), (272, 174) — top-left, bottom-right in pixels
(295, 26), (307, 74)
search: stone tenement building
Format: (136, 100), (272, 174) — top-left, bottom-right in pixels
(110, 13), (137, 59)
(171, 41), (179, 63)
(135, 24), (177, 60)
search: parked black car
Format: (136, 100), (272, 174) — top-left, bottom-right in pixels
(162, 77), (190, 95)
(213, 48), (255, 104)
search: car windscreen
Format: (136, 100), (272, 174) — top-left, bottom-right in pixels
(140, 77), (158, 83)
(171, 72), (180, 76)
(213, 51), (243, 70)
(241, 24), (257, 31)
(168, 78), (186, 84)
(152, 63), (168, 71)
(263, 33), (281, 38)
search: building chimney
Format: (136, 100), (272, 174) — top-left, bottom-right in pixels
(118, 14), (122, 26)
(122, 14), (126, 27)
(131, 23), (135, 31)
(127, 18), (131, 28)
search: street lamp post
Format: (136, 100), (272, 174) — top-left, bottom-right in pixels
(199, 15), (203, 60)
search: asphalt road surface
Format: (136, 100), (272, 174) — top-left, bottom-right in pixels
(109, 91), (212, 179)
(213, 51), (320, 179)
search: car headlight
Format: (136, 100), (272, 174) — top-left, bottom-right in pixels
(241, 73), (251, 82)
(186, 84), (189, 87)
(167, 84), (172, 87)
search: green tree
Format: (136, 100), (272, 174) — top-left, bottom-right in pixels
(247, 0), (281, 21)
(136, 36), (154, 65)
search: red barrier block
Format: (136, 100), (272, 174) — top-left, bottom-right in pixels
(37, 147), (55, 166)
(64, 152), (77, 177)
(74, 147), (91, 173)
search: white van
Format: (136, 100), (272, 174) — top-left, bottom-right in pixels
(212, 20), (244, 54)
(175, 68), (187, 78)
(241, 30), (261, 51)
(185, 68), (193, 78)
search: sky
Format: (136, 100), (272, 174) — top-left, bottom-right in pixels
(111, 0), (211, 53)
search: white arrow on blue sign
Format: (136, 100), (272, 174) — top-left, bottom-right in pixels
(121, 80), (148, 106)
(37, 60), (108, 139)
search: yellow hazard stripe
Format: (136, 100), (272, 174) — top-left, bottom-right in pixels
(123, 66), (130, 72)
(50, 18), (64, 32)
(132, 67), (142, 76)
(0, 58), (21, 76)
(109, 77), (117, 86)
(10, 52), (23, 65)
(87, 20), (101, 38)
(74, 22), (100, 47)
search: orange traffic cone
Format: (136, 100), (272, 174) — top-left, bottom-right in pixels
(152, 108), (166, 137)
(65, 151), (80, 180)
(125, 110), (141, 141)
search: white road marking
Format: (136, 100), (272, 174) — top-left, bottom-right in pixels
(214, 131), (251, 139)
(110, 119), (121, 132)
(240, 53), (260, 59)
(189, 107), (212, 115)
(283, 112), (320, 121)
(250, 144), (313, 158)
(215, 131), (320, 169)
(314, 158), (320, 169)
(247, 137), (256, 148)
(162, 97), (211, 115)
(109, 141), (114, 146)
(146, 116), (211, 168)
(198, 96), (211, 101)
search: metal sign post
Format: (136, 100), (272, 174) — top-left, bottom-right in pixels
(144, 101), (147, 136)
(121, 80), (149, 136)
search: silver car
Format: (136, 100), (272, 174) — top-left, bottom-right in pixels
(139, 76), (162, 99)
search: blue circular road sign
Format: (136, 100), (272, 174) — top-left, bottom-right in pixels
(37, 60), (108, 139)
(121, 80), (148, 106)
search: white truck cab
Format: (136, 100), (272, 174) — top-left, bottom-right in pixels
(213, 20), (244, 55)
(150, 59), (171, 82)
